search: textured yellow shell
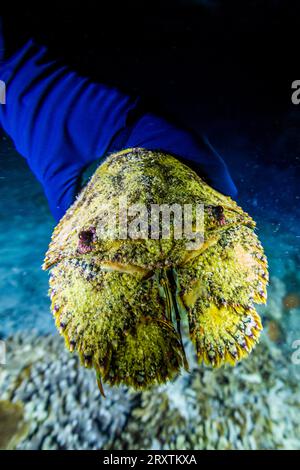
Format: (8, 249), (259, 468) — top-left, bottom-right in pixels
(43, 148), (268, 393)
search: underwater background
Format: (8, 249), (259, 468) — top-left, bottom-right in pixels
(1, 0), (300, 450)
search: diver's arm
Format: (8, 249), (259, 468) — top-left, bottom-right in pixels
(0, 37), (138, 220)
(0, 27), (237, 221)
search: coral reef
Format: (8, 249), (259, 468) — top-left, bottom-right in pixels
(0, 333), (135, 450)
(116, 344), (300, 450)
(1, 326), (300, 450)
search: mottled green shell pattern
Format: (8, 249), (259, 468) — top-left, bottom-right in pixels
(43, 148), (268, 393)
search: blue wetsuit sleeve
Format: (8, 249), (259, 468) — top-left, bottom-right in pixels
(0, 34), (237, 221)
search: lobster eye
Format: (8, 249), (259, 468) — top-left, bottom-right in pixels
(214, 205), (224, 217)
